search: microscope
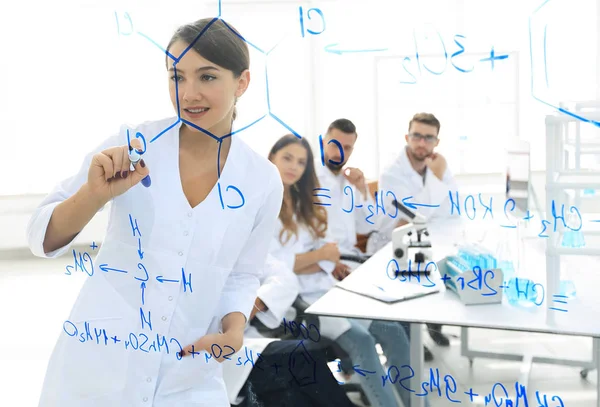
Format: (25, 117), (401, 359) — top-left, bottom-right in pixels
(391, 200), (433, 275)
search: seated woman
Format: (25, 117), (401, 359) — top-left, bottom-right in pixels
(223, 254), (356, 407)
(267, 134), (416, 407)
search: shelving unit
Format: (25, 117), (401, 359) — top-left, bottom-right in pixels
(506, 140), (535, 214)
(557, 101), (600, 210)
(545, 106), (600, 379)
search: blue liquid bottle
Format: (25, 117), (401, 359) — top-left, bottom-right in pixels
(494, 238), (515, 287)
(559, 213), (580, 299)
(504, 277), (541, 307)
(561, 225), (586, 249)
(559, 280), (577, 299)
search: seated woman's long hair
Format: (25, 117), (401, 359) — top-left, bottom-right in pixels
(268, 134), (327, 245)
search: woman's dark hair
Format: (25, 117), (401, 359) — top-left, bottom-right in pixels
(268, 134), (328, 244)
(166, 18), (250, 120)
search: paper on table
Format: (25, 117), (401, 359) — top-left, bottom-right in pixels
(335, 266), (439, 303)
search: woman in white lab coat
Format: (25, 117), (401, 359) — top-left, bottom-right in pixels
(222, 254), (355, 407)
(267, 134), (415, 407)
(26, 18), (283, 407)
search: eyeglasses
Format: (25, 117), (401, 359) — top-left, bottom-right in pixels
(408, 133), (438, 143)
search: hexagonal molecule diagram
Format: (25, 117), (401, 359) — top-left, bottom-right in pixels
(288, 340), (318, 387)
(529, 0), (599, 125)
(115, 1), (304, 209)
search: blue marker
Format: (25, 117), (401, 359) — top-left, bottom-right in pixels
(129, 148), (151, 187)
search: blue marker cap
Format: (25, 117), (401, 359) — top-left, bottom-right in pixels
(128, 149), (151, 188)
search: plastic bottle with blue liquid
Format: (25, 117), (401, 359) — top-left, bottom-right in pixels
(561, 212), (586, 249)
(453, 244), (497, 283)
(558, 213), (580, 299)
(504, 277), (541, 307)
(494, 238), (515, 287)
(493, 234), (542, 307)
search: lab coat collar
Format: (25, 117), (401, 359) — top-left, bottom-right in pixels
(399, 145), (415, 174)
(166, 116), (246, 183)
(316, 161), (345, 183)
(399, 145), (432, 179)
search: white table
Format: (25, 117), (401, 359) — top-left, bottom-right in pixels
(306, 241), (600, 407)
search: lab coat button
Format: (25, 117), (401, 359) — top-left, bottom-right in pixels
(146, 377), (152, 383)
(168, 296), (173, 301)
(162, 316), (167, 321)
(143, 397), (148, 402)
(187, 212), (193, 217)
(178, 251), (183, 256)
(183, 230), (189, 236)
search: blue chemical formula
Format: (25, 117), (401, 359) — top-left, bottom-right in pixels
(385, 258), (572, 313)
(60, 316), (564, 405)
(380, 364), (564, 406)
(315, 184), (592, 243)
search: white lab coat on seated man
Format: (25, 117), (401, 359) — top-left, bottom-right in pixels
(316, 163), (376, 255)
(369, 146), (459, 252)
(223, 254), (300, 405)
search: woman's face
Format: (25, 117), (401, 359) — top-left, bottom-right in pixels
(167, 40), (249, 136)
(271, 143), (308, 187)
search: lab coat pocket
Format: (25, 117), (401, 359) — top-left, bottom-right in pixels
(61, 316), (129, 399)
(159, 349), (221, 396)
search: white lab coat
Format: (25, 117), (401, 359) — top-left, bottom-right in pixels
(315, 164), (376, 255)
(222, 254), (299, 405)
(26, 116), (283, 407)
(269, 220), (352, 340)
(369, 146), (459, 251)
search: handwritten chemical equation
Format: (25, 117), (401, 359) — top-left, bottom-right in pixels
(62, 317), (563, 405)
(65, 214), (195, 333)
(62, 317), (323, 387)
(63, 318), (252, 365)
(447, 191), (587, 239)
(397, 31), (509, 85)
(65, 216), (192, 288)
(298, 5), (509, 80)
(281, 317), (321, 343)
(64, 246), (193, 288)
(385, 259), (570, 313)
(314, 185), (591, 240)
(377, 364), (564, 406)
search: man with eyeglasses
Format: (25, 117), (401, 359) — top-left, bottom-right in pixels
(368, 112), (459, 360)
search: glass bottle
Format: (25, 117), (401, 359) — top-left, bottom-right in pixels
(558, 213), (580, 299)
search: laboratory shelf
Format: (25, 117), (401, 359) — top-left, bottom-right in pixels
(547, 172), (600, 189)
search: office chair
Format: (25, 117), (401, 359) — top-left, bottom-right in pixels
(340, 253), (370, 265)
